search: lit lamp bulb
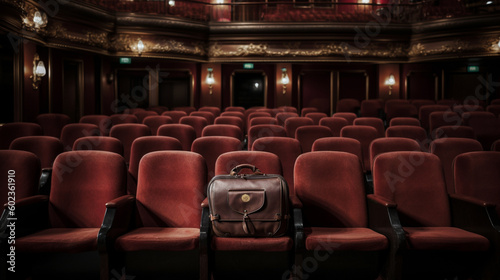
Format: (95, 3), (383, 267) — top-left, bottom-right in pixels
(385, 74), (396, 96)
(35, 61), (46, 77)
(281, 68), (289, 95)
(206, 68), (215, 94)
(137, 39), (144, 55)
(168, 0), (175, 6)
(33, 11), (43, 25)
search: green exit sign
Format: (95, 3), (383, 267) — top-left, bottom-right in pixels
(120, 57), (132, 64)
(467, 65), (479, 73)
(243, 63), (254, 69)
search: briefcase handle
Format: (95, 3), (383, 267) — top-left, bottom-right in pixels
(230, 164), (263, 176)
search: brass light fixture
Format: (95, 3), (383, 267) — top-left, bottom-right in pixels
(206, 68), (215, 94)
(384, 74), (396, 96)
(22, 9), (48, 32)
(30, 53), (46, 90)
(281, 68), (290, 95)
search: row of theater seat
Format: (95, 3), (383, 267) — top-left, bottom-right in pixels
(1, 148), (499, 279)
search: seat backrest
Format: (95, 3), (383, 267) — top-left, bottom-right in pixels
(430, 138), (482, 194)
(301, 107), (318, 117)
(190, 111), (215, 125)
(454, 151), (500, 217)
(215, 151), (282, 176)
(199, 106), (221, 117)
(214, 116), (245, 132)
(142, 115), (173, 135)
(332, 112), (357, 125)
(173, 106), (197, 115)
(161, 110), (188, 123)
(276, 112), (299, 126)
(128, 136), (182, 194)
(249, 117), (278, 127)
(247, 124), (287, 151)
(372, 152), (450, 227)
(247, 112), (272, 129)
(319, 117), (349, 137)
(384, 99), (409, 114)
(305, 112), (328, 125)
(180, 116), (209, 138)
(109, 124), (151, 163)
(312, 137), (363, 168)
(340, 125), (380, 172)
(389, 117), (421, 127)
(385, 125), (428, 151)
(192, 136), (242, 181)
(110, 114), (138, 126)
(251, 137), (301, 195)
(10, 136), (63, 169)
(411, 99), (435, 111)
(336, 98), (360, 113)
(428, 111), (461, 133)
(385, 103), (418, 122)
(418, 105), (451, 132)
(461, 111), (496, 127)
(486, 105), (500, 117)
(60, 123), (101, 152)
(295, 151), (367, 227)
(36, 113), (71, 138)
(432, 125), (475, 140)
(202, 124), (243, 141)
(452, 104), (485, 115)
(492, 139), (500, 151)
(369, 137), (421, 171)
(135, 151), (206, 228)
(360, 99), (384, 118)
(224, 106), (245, 113)
(80, 115), (112, 136)
(295, 125), (333, 153)
(0, 150), (40, 205)
(353, 117), (385, 138)
(49, 151), (126, 228)
(278, 106), (298, 114)
(147, 106), (168, 115)
(284, 117), (314, 138)
(73, 136), (124, 156)
(157, 124), (196, 151)
(0, 122), (43, 149)
(134, 111), (159, 123)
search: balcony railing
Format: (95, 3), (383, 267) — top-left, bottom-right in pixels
(80, 0), (500, 23)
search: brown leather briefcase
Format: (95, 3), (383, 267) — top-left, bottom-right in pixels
(207, 164), (290, 237)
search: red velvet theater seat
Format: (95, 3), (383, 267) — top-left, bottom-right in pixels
(100, 151), (207, 280)
(207, 151), (296, 279)
(109, 113), (139, 126)
(430, 138), (482, 194)
(0, 122), (43, 149)
(142, 115), (173, 135)
(312, 137), (363, 166)
(276, 112), (299, 126)
(418, 105), (450, 132)
(247, 124), (287, 151)
(295, 125), (333, 153)
(293, 151), (388, 279)
(332, 112), (357, 125)
(192, 136), (242, 181)
(453, 151), (500, 279)
(354, 117), (385, 138)
(180, 116), (209, 138)
(305, 112), (328, 125)
(385, 125), (429, 151)
(79, 114), (112, 136)
(428, 111), (461, 133)
(369, 137), (421, 171)
(191, 111), (215, 125)
(109, 123), (151, 164)
(249, 116), (278, 127)
(174, 106), (197, 115)
(336, 98), (361, 113)
(215, 115), (245, 133)
(370, 152), (490, 280)
(72, 136), (124, 156)
(60, 123), (101, 152)
(127, 136), (182, 195)
(0, 151), (126, 279)
(301, 107), (318, 117)
(10, 136), (63, 169)
(202, 124), (243, 141)
(319, 117), (349, 137)
(341, 125), (380, 173)
(157, 123), (197, 151)
(161, 110), (188, 123)
(360, 99), (384, 118)
(431, 125), (476, 140)
(199, 106), (221, 118)
(252, 137), (302, 195)
(36, 113), (71, 138)
(389, 117), (421, 127)
(224, 106), (245, 113)
(284, 117), (314, 138)
(134, 110), (159, 123)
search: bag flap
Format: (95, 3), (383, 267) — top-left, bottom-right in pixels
(227, 190), (265, 215)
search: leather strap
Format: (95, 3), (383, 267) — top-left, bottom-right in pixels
(230, 164), (263, 176)
(242, 211), (255, 235)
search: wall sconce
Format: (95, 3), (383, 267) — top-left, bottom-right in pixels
(22, 9), (48, 32)
(384, 74), (396, 96)
(281, 68), (290, 95)
(30, 53), (46, 90)
(136, 39), (145, 55)
(168, 0), (175, 6)
(206, 68), (215, 94)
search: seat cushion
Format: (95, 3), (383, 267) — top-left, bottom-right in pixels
(16, 228), (99, 253)
(404, 227), (489, 251)
(304, 227), (388, 251)
(115, 227), (199, 252)
(212, 236), (292, 252)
